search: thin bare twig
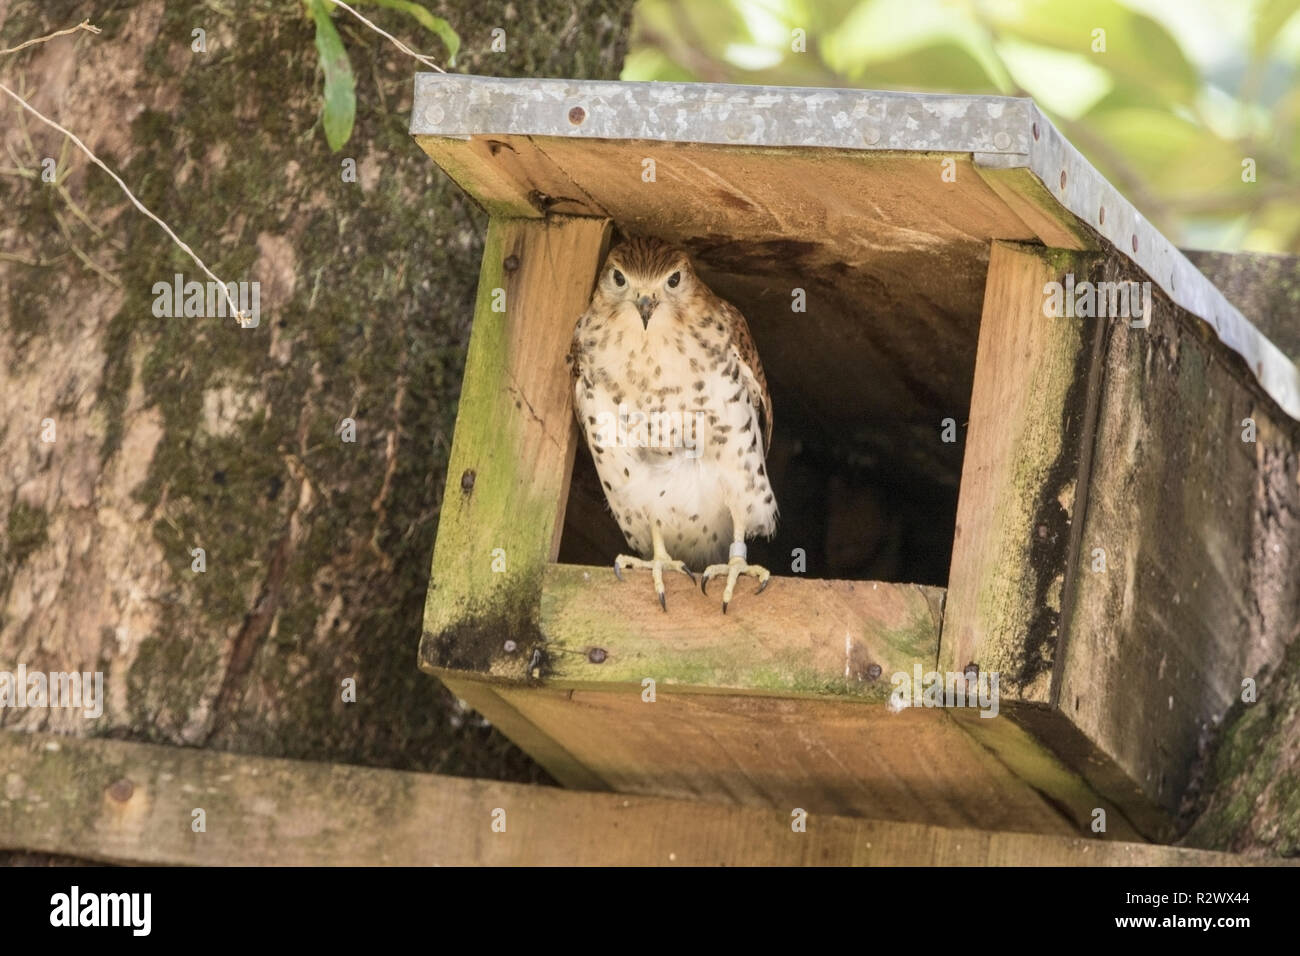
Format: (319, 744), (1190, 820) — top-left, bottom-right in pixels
(0, 82), (247, 322)
(0, 19), (100, 57)
(323, 0), (446, 72)
(1, 18), (248, 322)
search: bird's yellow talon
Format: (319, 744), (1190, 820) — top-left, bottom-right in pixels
(573, 239), (778, 606)
(701, 557), (770, 612)
(613, 553), (693, 611)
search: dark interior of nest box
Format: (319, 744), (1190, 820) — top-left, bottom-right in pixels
(545, 140), (1034, 586)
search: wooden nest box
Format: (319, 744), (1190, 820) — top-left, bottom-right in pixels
(411, 75), (1300, 843)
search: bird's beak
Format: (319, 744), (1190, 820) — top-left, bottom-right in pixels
(636, 294), (657, 329)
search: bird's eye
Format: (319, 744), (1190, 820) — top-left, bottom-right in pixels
(666, 271), (681, 289)
(612, 269), (626, 287)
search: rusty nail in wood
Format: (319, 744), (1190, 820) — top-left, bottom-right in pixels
(568, 106), (586, 125)
(108, 778), (134, 802)
(460, 469), (476, 493)
(588, 647), (607, 664)
(866, 663), (882, 680)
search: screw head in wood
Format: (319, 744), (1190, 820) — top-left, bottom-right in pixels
(866, 663), (883, 681)
(504, 640), (517, 653)
(568, 106), (586, 125)
(503, 254), (520, 273)
(108, 778), (134, 802)
(460, 469), (476, 494)
(587, 647), (607, 664)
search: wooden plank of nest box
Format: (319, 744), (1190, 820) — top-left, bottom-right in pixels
(409, 75), (1300, 422)
(942, 241), (1105, 697)
(416, 134), (605, 219)
(7, 731), (1272, 866)
(1057, 255), (1300, 825)
(437, 567), (1149, 839)
(972, 159), (1097, 252)
(430, 569), (944, 733)
(485, 684), (1137, 837)
(943, 240), (1300, 841)
(419, 215), (612, 679)
(535, 566), (943, 699)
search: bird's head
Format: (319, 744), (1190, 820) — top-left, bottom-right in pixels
(598, 237), (696, 330)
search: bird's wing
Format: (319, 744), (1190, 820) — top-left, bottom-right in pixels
(567, 311), (590, 422)
(718, 298), (773, 454)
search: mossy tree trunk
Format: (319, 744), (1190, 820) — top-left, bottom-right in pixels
(0, 0), (633, 779)
(1177, 252), (1300, 858)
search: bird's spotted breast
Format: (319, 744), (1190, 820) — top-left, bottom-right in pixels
(571, 239), (777, 569)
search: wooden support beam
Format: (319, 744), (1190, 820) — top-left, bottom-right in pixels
(4, 731), (1271, 866)
(419, 215), (612, 681)
(942, 240), (1105, 696)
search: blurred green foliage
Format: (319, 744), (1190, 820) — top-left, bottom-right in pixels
(624, 0), (1300, 253)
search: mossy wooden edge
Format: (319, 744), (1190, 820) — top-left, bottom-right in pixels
(941, 242), (1106, 699)
(7, 730), (1279, 866)
(528, 564), (944, 701)
(419, 215), (612, 682)
(973, 164), (1099, 252)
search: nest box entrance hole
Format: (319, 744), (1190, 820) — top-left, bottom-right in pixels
(557, 227), (978, 587)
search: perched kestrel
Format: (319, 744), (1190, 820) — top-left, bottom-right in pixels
(569, 237), (777, 612)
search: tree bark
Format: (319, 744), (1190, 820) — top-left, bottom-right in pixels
(0, 0), (634, 780)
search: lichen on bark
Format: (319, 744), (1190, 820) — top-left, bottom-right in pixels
(0, 0), (635, 782)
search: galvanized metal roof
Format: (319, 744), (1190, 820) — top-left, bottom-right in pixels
(411, 74), (1300, 421)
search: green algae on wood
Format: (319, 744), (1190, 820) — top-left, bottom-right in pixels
(533, 564), (942, 701)
(419, 215), (612, 680)
(941, 242), (1105, 698)
(7, 729), (1267, 866)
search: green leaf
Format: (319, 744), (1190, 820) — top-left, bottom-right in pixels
(1254, 0), (1300, 55)
(820, 0), (1011, 92)
(981, 0), (1199, 106)
(308, 0), (356, 152)
(354, 0), (461, 65)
